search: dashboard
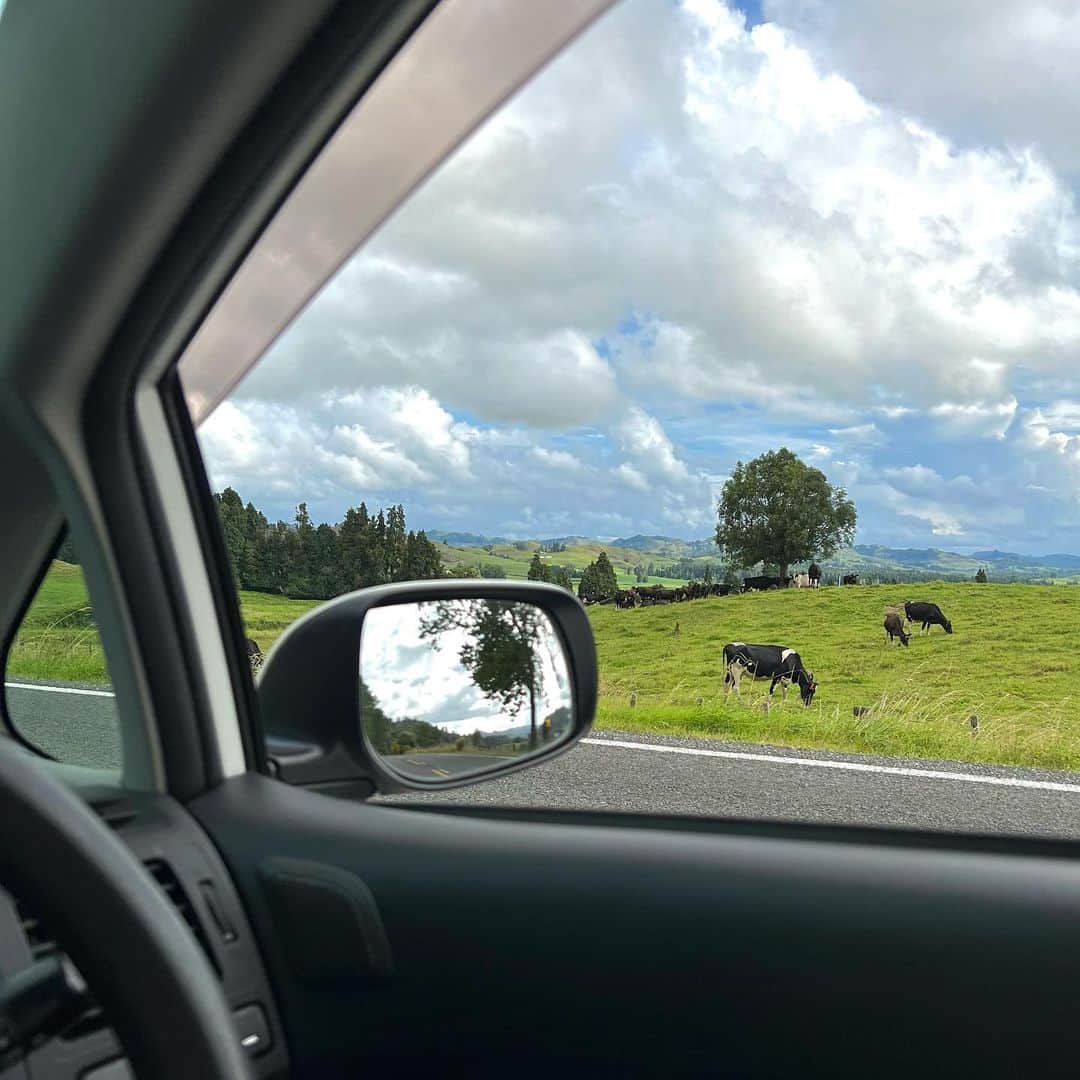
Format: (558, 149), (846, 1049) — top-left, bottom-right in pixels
(0, 790), (287, 1079)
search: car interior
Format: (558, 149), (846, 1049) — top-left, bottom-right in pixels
(4, 1), (1080, 1077)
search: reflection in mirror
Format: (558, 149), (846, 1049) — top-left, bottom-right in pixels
(360, 599), (574, 782)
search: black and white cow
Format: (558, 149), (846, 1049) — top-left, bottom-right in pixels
(904, 601), (953, 635)
(246, 637), (264, 673)
(723, 642), (817, 705)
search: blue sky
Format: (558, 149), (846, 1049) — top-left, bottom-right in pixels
(200, 0), (1080, 553)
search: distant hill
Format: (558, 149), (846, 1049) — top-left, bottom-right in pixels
(426, 529), (1080, 583)
(610, 535), (716, 557)
(427, 530), (508, 547)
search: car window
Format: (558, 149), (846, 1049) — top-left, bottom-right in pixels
(191, 0), (1080, 839)
(2, 534), (121, 770)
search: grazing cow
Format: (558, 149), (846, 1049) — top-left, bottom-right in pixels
(793, 572), (810, 588)
(904, 600), (953, 635)
(246, 637), (264, 673)
(883, 612), (909, 647)
(809, 562), (821, 588)
(722, 642), (817, 705)
(841, 573), (859, 586)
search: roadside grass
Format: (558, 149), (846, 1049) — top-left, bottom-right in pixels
(590, 583), (1080, 770)
(13, 564), (1080, 771)
(4, 565), (319, 687)
(5, 561), (109, 684)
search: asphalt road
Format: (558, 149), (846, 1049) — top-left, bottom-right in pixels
(9, 679), (1080, 839)
(4, 679), (121, 770)
(381, 729), (1080, 839)
(392, 751), (516, 780)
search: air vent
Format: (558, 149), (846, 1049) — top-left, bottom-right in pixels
(144, 859), (220, 976)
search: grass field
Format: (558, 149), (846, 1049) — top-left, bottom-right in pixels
(11, 564), (1080, 770)
(590, 582), (1080, 769)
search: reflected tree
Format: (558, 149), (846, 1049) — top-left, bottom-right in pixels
(419, 600), (544, 749)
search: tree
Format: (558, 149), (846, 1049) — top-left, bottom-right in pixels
(528, 553), (551, 583)
(579, 551), (618, 602)
(975, 567), (988, 583)
(550, 566), (574, 592)
(715, 448), (856, 582)
(703, 564), (714, 586)
(419, 600), (546, 748)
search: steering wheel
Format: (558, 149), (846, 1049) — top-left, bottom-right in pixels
(0, 738), (250, 1078)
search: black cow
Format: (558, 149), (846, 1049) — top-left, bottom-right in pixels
(742, 575), (790, 592)
(245, 637), (264, 673)
(883, 612), (909, 646)
(722, 642), (817, 705)
(809, 562), (821, 588)
(842, 573), (859, 586)
(904, 601), (953, 635)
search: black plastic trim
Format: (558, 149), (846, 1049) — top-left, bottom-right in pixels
(258, 581), (597, 794)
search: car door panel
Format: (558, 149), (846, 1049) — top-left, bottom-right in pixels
(192, 774), (1080, 1078)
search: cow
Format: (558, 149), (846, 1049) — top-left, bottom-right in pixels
(742, 575), (790, 592)
(246, 637), (264, 673)
(615, 588), (639, 609)
(883, 612), (909, 647)
(841, 573), (859, 586)
(793, 572), (810, 588)
(722, 642), (817, 705)
(809, 562), (822, 588)
(904, 600), (953, 635)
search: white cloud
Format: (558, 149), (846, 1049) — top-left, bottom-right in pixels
(197, 1), (1080, 550)
(764, 0), (1080, 177)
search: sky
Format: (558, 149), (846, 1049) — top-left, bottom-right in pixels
(199, 0), (1080, 554)
(362, 601), (572, 734)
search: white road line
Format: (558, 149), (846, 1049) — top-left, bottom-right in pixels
(581, 737), (1080, 796)
(6, 682), (115, 699)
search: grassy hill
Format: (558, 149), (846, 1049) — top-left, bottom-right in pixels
(433, 538), (696, 586)
(434, 531), (1080, 584)
(12, 564), (1080, 771)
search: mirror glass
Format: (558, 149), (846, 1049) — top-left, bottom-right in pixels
(359, 598), (575, 782)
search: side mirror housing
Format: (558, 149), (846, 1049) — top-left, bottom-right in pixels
(258, 581), (596, 797)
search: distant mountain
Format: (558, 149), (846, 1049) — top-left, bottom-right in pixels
(610, 534), (716, 557)
(427, 530), (508, 547)
(427, 530), (1080, 581)
(971, 550), (1080, 569)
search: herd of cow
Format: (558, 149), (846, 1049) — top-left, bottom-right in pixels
(610, 563), (866, 607)
(721, 599), (955, 708)
(614, 581), (737, 607)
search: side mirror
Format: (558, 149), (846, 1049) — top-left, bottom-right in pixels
(258, 581), (596, 797)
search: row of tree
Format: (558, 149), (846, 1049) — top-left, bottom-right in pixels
(214, 488), (444, 599)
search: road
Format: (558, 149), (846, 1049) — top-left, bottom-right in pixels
(381, 729), (1080, 839)
(393, 751), (516, 780)
(4, 680), (120, 770)
(9, 680), (1080, 838)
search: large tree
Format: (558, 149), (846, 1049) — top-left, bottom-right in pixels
(715, 448), (856, 581)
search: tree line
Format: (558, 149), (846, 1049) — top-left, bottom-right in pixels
(213, 488), (444, 599)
